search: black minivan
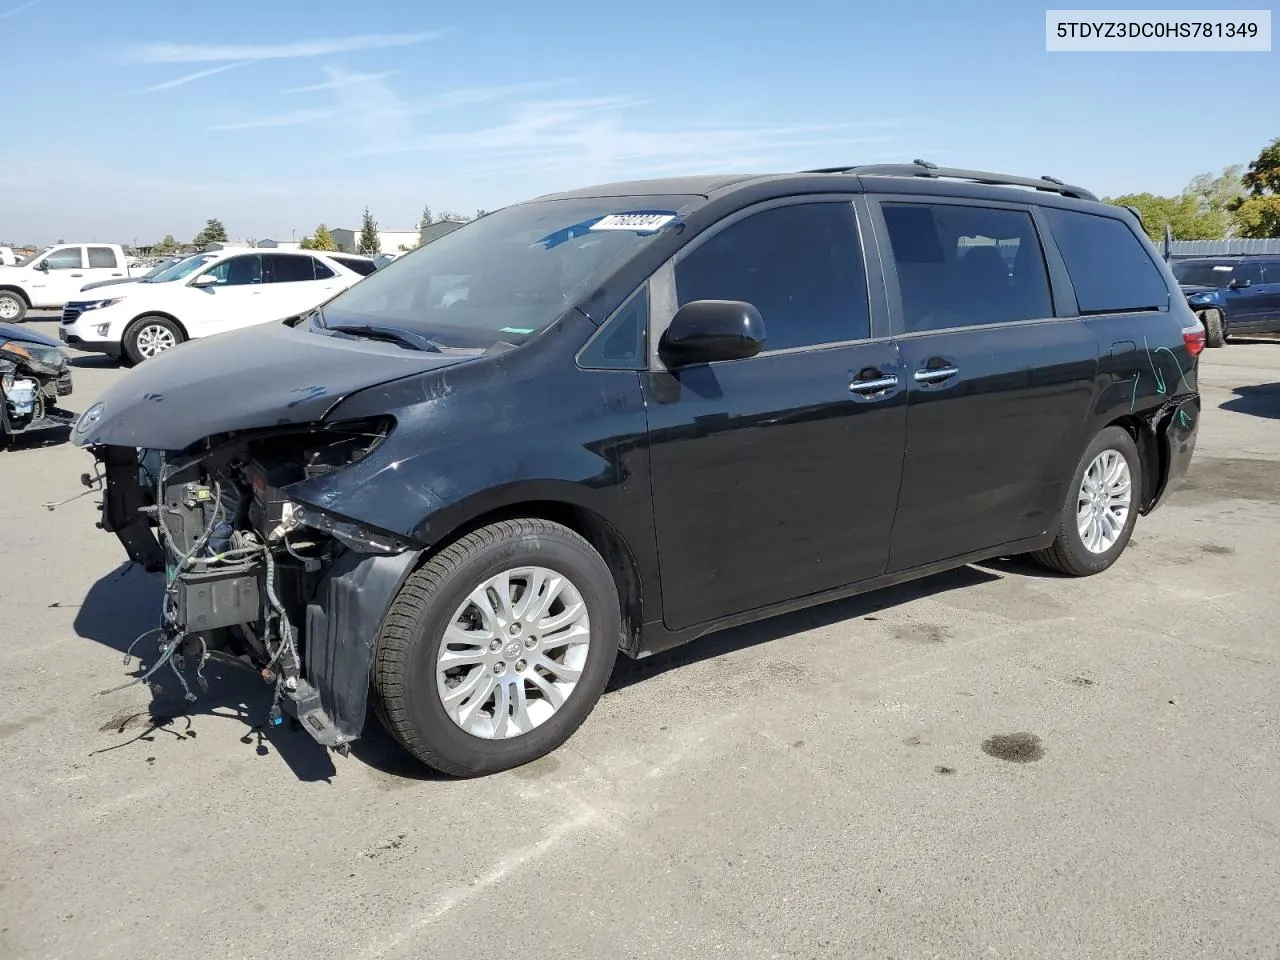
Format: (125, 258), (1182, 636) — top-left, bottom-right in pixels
(75, 162), (1203, 776)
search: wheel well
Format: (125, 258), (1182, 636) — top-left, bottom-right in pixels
(0, 286), (31, 306)
(423, 501), (645, 655)
(126, 311), (190, 341)
(1105, 414), (1163, 510)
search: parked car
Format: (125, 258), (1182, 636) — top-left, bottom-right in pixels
(1173, 256), (1280, 346)
(0, 243), (138, 322)
(75, 162), (1202, 777)
(59, 249), (370, 364)
(79, 255), (186, 292)
(0, 247), (20, 267)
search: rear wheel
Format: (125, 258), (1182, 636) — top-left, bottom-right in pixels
(123, 315), (184, 364)
(372, 519), (620, 777)
(1200, 308), (1225, 348)
(0, 291), (27, 323)
(1031, 426), (1141, 577)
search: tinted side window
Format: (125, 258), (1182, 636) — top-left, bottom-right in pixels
(1261, 261), (1280, 283)
(312, 258), (336, 280)
(1234, 261), (1263, 285)
(265, 254), (315, 284)
(1042, 208), (1168, 314)
(675, 202), (870, 350)
(87, 246), (118, 268)
(44, 247), (84, 270)
(882, 203), (1053, 333)
(578, 283), (647, 370)
(205, 255), (262, 286)
(334, 256), (377, 277)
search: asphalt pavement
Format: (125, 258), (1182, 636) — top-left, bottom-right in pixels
(2, 315), (1278, 960)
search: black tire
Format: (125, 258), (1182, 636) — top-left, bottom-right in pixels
(1031, 426), (1142, 577)
(123, 315), (184, 365)
(0, 290), (27, 324)
(372, 519), (620, 777)
(1201, 308), (1225, 348)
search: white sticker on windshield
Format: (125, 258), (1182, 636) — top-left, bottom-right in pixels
(590, 213), (676, 232)
(1212, 265), (1234, 271)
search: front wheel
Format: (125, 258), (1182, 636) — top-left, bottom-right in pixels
(1030, 426), (1142, 577)
(123, 315), (184, 365)
(1200, 308), (1226, 348)
(372, 519), (620, 777)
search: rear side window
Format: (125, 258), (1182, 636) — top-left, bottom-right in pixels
(87, 246), (118, 268)
(675, 201), (870, 351)
(881, 203), (1053, 332)
(1042, 208), (1169, 314)
(333, 256), (377, 277)
(265, 254), (315, 284)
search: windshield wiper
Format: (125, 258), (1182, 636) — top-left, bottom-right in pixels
(326, 323), (442, 353)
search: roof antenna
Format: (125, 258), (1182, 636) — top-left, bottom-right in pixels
(912, 159), (938, 170)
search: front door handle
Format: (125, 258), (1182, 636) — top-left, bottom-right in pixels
(913, 365), (959, 384)
(849, 374), (899, 394)
(70, 273), (84, 277)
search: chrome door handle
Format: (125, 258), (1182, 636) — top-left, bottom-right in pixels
(913, 366), (959, 383)
(849, 375), (899, 394)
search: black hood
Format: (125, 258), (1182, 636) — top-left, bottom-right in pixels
(72, 321), (473, 451)
(0, 322), (61, 348)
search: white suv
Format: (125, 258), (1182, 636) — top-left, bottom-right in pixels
(59, 250), (373, 364)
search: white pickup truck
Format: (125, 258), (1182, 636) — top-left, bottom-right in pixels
(0, 243), (136, 322)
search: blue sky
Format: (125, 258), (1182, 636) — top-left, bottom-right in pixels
(1, 0), (1275, 245)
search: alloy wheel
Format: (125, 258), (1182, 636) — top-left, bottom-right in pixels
(1076, 449), (1132, 554)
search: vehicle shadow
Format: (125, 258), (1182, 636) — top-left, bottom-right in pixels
(1219, 382), (1280, 420)
(606, 564), (1003, 693)
(68, 354), (122, 370)
(2, 424), (73, 450)
(76, 562), (339, 783)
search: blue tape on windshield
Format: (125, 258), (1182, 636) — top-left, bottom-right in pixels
(534, 210), (678, 250)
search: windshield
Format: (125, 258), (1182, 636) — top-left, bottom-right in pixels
(1173, 261), (1235, 287)
(148, 253), (216, 283)
(15, 250), (44, 267)
(320, 197), (692, 346)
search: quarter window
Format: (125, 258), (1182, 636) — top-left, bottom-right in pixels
(881, 203), (1053, 332)
(44, 247), (84, 270)
(1042, 208), (1169, 314)
(204, 255), (262, 286)
(675, 202), (870, 351)
(312, 258), (336, 280)
(87, 246), (118, 268)
(578, 283), (648, 370)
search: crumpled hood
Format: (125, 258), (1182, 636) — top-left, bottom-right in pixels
(0, 322), (61, 348)
(72, 320), (472, 451)
(1179, 284), (1220, 297)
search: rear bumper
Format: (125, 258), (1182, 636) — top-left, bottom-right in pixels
(1146, 394), (1199, 513)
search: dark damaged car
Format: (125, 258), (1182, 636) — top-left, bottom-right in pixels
(73, 163), (1203, 777)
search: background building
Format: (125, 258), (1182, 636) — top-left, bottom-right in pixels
(331, 228), (421, 254)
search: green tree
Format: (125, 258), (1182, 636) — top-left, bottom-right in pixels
(309, 223), (338, 251)
(193, 218), (228, 248)
(299, 237), (316, 250)
(1231, 137), (1280, 238)
(475, 208), (489, 219)
(417, 204), (434, 229)
(153, 234), (178, 254)
(438, 210), (470, 223)
(1105, 192), (1224, 241)
(1186, 165), (1245, 218)
(356, 206), (381, 254)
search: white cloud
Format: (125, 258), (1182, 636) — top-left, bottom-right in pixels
(133, 32), (444, 64)
(0, 0), (45, 18)
(136, 60), (251, 94)
(208, 109), (334, 131)
(282, 69), (397, 94)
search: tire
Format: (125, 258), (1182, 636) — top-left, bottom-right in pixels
(1201, 308), (1225, 348)
(372, 519), (620, 777)
(123, 315), (184, 365)
(0, 290), (27, 323)
(1031, 426), (1142, 577)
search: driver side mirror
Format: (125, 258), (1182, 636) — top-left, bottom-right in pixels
(35, 260), (49, 273)
(1229, 278), (1252, 290)
(191, 274), (219, 288)
(658, 300), (767, 367)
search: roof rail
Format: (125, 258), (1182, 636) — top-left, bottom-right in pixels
(802, 158), (1099, 202)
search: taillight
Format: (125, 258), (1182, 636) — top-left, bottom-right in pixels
(1183, 327), (1206, 357)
